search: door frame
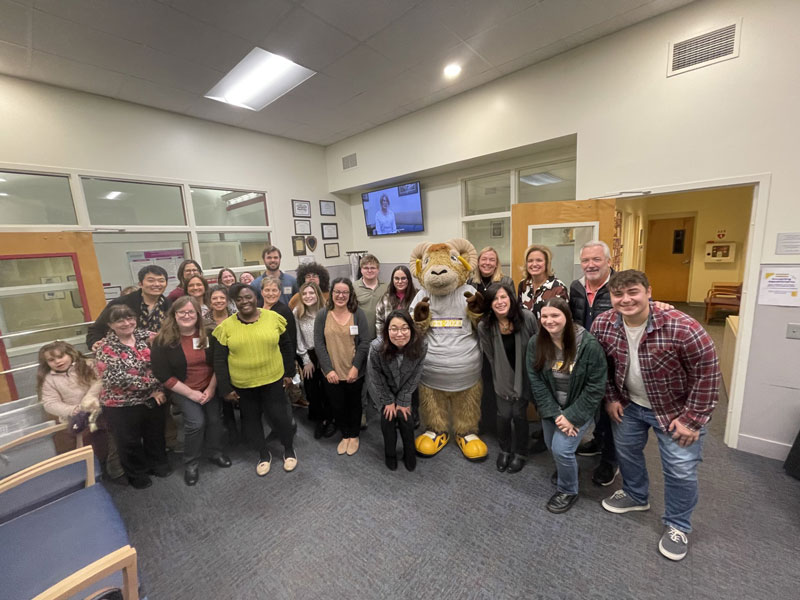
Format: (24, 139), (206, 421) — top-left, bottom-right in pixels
(598, 173), (770, 450)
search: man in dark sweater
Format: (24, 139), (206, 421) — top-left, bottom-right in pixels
(86, 265), (171, 348)
(568, 241), (618, 486)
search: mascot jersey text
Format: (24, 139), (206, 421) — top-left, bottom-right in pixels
(409, 238), (488, 461)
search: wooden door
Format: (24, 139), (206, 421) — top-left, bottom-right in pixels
(510, 198), (617, 286)
(645, 216), (695, 302)
(0, 232), (106, 403)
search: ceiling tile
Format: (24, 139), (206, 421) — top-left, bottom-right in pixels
(186, 97), (253, 127)
(494, 40), (572, 75)
(166, 0), (294, 44)
(29, 50), (125, 97)
(365, 4), (463, 71)
(237, 109), (304, 136)
(427, 0), (541, 40)
(0, 40), (30, 78)
(302, 0), (419, 42)
(406, 42), (494, 96)
(283, 73), (361, 108)
(125, 45), (223, 95)
(259, 7), (358, 72)
(256, 92), (339, 126)
(116, 76), (198, 114)
(0, 0), (30, 47)
(279, 122), (339, 145)
(322, 44), (405, 92)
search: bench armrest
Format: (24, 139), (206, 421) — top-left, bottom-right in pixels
(33, 545), (139, 600)
(0, 445), (95, 494)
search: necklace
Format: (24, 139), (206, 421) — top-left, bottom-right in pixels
(499, 320), (513, 334)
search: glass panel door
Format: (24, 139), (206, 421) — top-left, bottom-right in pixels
(528, 223), (598, 283)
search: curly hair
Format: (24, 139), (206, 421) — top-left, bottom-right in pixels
(296, 262), (331, 293)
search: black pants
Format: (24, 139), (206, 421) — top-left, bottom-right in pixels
(380, 408), (415, 458)
(324, 378), (364, 438)
(496, 394), (529, 455)
(479, 357), (497, 435)
(103, 403), (168, 482)
(173, 393), (224, 467)
(304, 350), (331, 423)
(237, 380), (294, 461)
(593, 409), (618, 465)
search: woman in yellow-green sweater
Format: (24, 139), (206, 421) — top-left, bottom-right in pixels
(213, 283), (297, 476)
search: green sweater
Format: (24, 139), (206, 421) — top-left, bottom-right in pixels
(526, 326), (607, 427)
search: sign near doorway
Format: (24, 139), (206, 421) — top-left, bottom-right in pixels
(716, 229), (727, 240)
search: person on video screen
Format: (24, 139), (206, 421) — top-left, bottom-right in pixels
(375, 194), (397, 235)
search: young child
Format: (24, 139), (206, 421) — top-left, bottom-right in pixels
(37, 340), (123, 479)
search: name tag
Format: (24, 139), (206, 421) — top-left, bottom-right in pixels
(192, 337), (206, 350)
(283, 286), (292, 295)
(430, 318), (463, 329)
(350, 325), (359, 335)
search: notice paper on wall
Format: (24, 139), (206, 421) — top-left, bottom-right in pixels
(758, 266), (800, 307)
(127, 249), (185, 287)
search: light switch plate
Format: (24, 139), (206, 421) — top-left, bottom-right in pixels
(787, 323), (800, 340)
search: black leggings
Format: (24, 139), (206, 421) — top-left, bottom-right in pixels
(237, 380), (294, 460)
(380, 408), (415, 458)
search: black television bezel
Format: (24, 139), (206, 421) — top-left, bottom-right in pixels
(360, 181), (423, 238)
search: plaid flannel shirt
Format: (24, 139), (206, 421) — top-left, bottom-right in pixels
(590, 303), (720, 431)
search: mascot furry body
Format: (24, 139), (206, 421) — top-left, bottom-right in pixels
(409, 238), (488, 461)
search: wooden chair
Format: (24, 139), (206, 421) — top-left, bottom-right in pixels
(704, 282), (742, 322)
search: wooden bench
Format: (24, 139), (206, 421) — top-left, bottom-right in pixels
(704, 281), (742, 322)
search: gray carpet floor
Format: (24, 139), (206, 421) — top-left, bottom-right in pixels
(105, 305), (800, 599)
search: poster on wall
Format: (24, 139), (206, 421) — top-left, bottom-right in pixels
(758, 266), (800, 307)
(126, 249), (185, 287)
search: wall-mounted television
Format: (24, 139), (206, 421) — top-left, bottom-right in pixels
(361, 181), (424, 237)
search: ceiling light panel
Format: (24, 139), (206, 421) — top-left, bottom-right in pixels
(205, 48), (316, 111)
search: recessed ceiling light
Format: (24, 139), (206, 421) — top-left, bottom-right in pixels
(105, 191), (122, 200)
(0, 192), (8, 197)
(443, 63), (462, 79)
(0, 178), (6, 182)
(205, 47), (316, 111)
(520, 172), (564, 186)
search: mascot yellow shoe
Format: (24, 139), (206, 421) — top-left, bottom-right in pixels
(456, 434), (488, 461)
(415, 430), (449, 456)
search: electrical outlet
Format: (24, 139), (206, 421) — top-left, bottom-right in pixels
(787, 323), (800, 340)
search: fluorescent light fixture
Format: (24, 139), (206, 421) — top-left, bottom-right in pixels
(0, 192), (7, 197)
(443, 63), (462, 79)
(205, 48), (316, 111)
(0, 178), (6, 182)
(520, 172), (564, 186)
(105, 191), (122, 200)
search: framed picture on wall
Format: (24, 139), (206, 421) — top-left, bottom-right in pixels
(292, 235), (306, 256)
(321, 222), (338, 239)
(294, 219), (311, 235)
(292, 199), (311, 218)
(319, 200), (336, 216)
(324, 242), (340, 258)
(490, 220), (504, 238)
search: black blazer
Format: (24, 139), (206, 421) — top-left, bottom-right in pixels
(150, 329), (214, 387)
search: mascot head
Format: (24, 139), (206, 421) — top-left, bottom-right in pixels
(410, 238), (477, 296)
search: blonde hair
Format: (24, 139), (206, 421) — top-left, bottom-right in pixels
(294, 281), (325, 320)
(37, 341), (96, 398)
(477, 246), (506, 282)
(523, 244), (554, 279)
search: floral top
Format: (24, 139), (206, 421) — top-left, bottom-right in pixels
(139, 295), (169, 334)
(95, 328), (163, 408)
(517, 275), (569, 321)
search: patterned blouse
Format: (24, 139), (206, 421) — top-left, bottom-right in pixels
(139, 295), (169, 334)
(517, 275), (569, 321)
(95, 328), (164, 408)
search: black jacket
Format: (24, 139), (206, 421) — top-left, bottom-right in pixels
(150, 329), (214, 388)
(568, 270), (614, 330)
(86, 290), (172, 349)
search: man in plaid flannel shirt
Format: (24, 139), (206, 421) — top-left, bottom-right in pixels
(591, 269), (720, 561)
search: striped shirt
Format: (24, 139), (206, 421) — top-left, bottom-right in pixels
(590, 303), (720, 431)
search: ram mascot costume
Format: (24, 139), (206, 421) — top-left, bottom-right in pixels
(409, 238), (488, 461)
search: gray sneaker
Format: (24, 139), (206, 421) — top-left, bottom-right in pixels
(658, 526), (689, 561)
(601, 489), (651, 513)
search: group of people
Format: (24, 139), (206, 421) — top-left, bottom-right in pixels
(37, 239), (719, 562)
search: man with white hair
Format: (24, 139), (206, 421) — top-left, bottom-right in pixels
(568, 241), (619, 486)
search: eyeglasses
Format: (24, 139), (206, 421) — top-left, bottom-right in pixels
(388, 326), (411, 334)
(176, 310), (197, 317)
(393, 277), (408, 282)
(332, 290), (350, 296)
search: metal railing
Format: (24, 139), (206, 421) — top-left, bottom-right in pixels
(0, 321), (94, 377)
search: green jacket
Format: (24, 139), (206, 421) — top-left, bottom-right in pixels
(526, 326), (607, 427)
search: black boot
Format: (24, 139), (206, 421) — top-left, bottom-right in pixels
(184, 464), (199, 486)
(496, 451), (511, 472)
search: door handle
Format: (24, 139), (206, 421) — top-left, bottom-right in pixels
(681, 259), (690, 264)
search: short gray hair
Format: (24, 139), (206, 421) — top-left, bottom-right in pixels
(581, 240), (610, 259)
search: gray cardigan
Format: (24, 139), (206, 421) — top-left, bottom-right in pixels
(477, 310), (538, 401)
(313, 307), (370, 378)
(367, 338), (427, 408)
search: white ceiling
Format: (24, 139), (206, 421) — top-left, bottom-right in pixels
(0, 0), (694, 146)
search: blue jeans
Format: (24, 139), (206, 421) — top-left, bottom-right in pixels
(542, 418), (593, 495)
(612, 402), (706, 533)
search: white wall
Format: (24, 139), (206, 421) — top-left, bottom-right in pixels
(0, 75), (346, 273)
(325, 0), (800, 459)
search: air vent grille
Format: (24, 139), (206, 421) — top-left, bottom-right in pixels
(668, 21), (740, 76)
(342, 153), (358, 170)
